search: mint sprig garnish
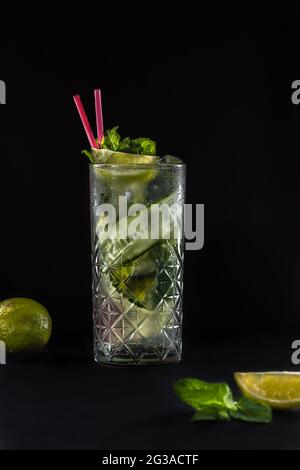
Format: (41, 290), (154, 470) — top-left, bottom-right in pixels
(173, 378), (272, 424)
(101, 126), (157, 155)
(102, 126), (121, 151)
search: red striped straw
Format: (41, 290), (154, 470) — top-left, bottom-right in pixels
(94, 89), (104, 147)
(73, 95), (97, 148)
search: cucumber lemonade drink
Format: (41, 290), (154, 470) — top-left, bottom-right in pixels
(74, 92), (185, 364)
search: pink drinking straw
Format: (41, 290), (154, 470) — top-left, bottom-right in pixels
(94, 89), (104, 147)
(73, 95), (97, 148)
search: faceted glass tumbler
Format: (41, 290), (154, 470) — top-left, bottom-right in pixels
(90, 161), (186, 365)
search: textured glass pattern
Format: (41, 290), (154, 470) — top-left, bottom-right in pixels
(90, 163), (185, 365)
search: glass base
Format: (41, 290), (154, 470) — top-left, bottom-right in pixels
(94, 343), (182, 366)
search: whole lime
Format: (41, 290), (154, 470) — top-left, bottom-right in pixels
(0, 298), (52, 353)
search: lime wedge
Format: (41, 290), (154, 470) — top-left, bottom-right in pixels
(91, 148), (159, 165)
(234, 371), (300, 409)
(91, 149), (159, 190)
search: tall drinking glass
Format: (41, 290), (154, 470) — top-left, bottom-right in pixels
(90, 160), (186, 365)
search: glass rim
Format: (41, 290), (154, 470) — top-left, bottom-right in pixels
(90, 162), (186, 169)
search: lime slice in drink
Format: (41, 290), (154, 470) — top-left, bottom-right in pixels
(91, 148), (159, 186)
(91, 148), (159, 165)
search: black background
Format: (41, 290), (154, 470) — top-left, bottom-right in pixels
(2, 6), (298, 339)
(1, 7), (300, 450)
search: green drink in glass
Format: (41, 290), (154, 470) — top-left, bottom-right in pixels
(74, 92), (185, 365)
(90, 154), (185, 365)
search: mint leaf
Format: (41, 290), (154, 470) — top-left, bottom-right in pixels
(229, 397), (272, 423)
(192, 407), (230, 422)
(118, 136), (132, 152)
(102, 126), (121, 151)
(130, 137), (157, 156)
(82, 149), (93, 162)
(173, 378), (236, 412)
(82, 126), (157, 157)
(173, 378), (273, 424)
(99, 127), (157, 155)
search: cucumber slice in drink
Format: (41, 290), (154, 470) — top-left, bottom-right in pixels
(110, 244), (158, 311)
(110, 241), (179, 311)
(97, 191), (182, 267)
(99, 271), (168, 344)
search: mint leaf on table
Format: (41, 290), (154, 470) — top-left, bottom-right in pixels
(229, 397), (272, 423)
(173, 378), (236, 412)
(173, 378), (272, 424)
(192, 407), (230, 422)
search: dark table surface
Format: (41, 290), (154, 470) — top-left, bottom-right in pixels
(0, 335), (299, 450)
